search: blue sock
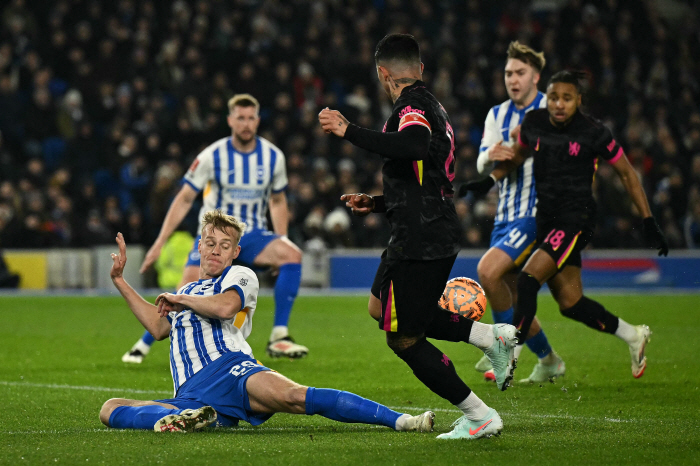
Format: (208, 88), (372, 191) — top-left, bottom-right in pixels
(108, 405), (183, 429)
(141, 331), (155, 346)
(492, 307), (514, 325)
(305, 387), (402, 429)
(273, 263), (301, 327)
(525, 329), (553, 358)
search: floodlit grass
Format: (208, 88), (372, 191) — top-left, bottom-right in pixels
(1, 293), (699, 465)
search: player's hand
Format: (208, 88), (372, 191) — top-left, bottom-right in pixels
(155, 292), (185, 317)
(340, 193), (373, 216)
(510, 125), (521, 141)
(457, 176), (496, 197)
(488, 141), (515, 162)
(642, 217), (669, 257)
(139, 242), (163, 274)
(110, 233), (127, 280)
(319, 107), (350, 138)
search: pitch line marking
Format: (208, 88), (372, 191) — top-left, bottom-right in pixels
(0, 381), (633, 424)
(0, 380), (171, 396)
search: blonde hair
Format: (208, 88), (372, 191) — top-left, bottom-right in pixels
(201, 209), (246, 244)
(507, 41), (546, 73)
(227, 93), (260, 114)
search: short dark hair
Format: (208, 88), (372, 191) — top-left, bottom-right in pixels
(548, 70), (587, 94)
(374, 34), (420, 65)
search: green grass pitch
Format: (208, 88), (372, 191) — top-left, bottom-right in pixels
(1, 293), (699, 465)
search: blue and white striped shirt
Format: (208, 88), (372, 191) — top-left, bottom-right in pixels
(183, 136), (287, 233)
(168, 265), (259, 395)
(477, 92), (546, 224)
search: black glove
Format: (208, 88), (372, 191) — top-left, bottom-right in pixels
(457, 176), (495, 197)
(642, 217), (669, 257)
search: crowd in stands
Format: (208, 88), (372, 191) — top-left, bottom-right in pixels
(0, 0), (699, 253)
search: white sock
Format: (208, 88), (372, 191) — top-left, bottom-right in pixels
(134, 339), (151, 355)
(457, 392), (490, 421)
(270, 326), (289, 342)
(468, 322), (494, 350)
(395, 413), (412, 431)
(514, 343), (524, 361)
(615, 319), (638, 344)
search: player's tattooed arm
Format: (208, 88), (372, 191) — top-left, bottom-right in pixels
(318, 108), (350, 137)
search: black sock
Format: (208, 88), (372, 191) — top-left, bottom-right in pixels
(425, 307), (474, 342)
(393, 337), (471, 405)
(560, 296), (619, 334)
(513, 272), (541, 344)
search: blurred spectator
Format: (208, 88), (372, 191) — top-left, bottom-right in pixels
(0, 0), (697, 251)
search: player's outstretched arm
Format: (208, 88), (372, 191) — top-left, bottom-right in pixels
(609, 154), (669, 256)
(140, 184), (198, 273)
(319, 108), (430, 160)
(155, 289), (243, 320)
(459, 144), (527, 197)
(268, 191), (289, 236)
(110, 233), (171, 340)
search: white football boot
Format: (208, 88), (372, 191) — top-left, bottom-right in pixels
(154, 406), (217, 432)
(629, 325), (651, 378)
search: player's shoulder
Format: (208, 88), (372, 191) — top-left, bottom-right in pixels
(490, 99), (513, 120)
(535, 91), (547, 108)
(578, 111), (607, 130)
(522, 108), (549, 126)
(223, 264), (259, 286)
(257, 136), (285, 156)
(198, 136), (231, 157)
(395, 82), (436, 110)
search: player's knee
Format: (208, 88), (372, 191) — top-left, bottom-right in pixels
(99, 398), (125, 426)
(555, 289), (583, 311)
(476, 260), (498, 290)
(386, 333), (421, 354)
(517, 272), (541, 300)
(278, 242), (302, 265)
(560, 296), (584, 319)
(281, 385), (308, 413)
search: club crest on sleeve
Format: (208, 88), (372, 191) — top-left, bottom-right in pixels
(188, 159), (200, 173)
(239, 278), (248, 286)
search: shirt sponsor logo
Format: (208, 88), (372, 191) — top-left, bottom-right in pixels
(225, 188), (266, 199)
(398, 105), (425, 118)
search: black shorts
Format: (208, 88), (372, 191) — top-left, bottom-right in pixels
(536, 224), (593, 269)
(371, 250), (457, 336)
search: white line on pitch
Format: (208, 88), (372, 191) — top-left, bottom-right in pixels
(0, 380), (171, 396)
(0, 381), (633, 424)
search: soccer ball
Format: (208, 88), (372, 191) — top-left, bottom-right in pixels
(438, 277), (487, 321)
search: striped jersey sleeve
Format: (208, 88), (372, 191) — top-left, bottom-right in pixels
(488, 93), (547, 224)
(268, 141), (288, 192)
(477, 106), (502, 174)
(182, 139), (220, 192)
(594, 124), (624, 163)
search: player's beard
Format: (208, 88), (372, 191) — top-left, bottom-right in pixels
(234, 132), (255, 146)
